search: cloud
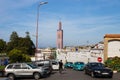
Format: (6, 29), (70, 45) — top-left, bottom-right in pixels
(0, 0), (120, 47)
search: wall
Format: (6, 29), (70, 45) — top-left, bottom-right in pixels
(56, 49), (103, 64)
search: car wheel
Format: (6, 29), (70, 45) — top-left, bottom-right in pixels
(8, 74), (15, 80)
(33, 72), (41, 80)
(109, 75), (113, 78)
(91, 72), (95, 78)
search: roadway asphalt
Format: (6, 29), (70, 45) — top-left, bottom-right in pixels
(0, 69), (120, 80)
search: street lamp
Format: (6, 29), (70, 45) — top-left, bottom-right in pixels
(35, 1), (48, 60)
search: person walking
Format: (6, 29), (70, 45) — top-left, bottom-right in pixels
(59, 60), (63, 74)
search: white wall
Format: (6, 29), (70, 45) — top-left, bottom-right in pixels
(56, 49), (104, 64)
(108, 41), (120, 57)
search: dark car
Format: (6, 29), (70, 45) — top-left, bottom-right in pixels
(84, 62), (113, 78)
(64, 62), (73, 68)
(33, 60), (53, 74)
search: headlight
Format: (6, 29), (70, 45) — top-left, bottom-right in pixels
(94, 70), (101, 73)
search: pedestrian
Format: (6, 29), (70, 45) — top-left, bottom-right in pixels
(59, 60), (63, 74)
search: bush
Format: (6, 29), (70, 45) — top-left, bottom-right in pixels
(0, 65), (5, 70)
(105, 56), (120, 72)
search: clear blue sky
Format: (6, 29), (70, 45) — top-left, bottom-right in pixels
(0, 0), (120, 48)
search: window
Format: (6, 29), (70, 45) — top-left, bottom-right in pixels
(13, 64), (21, 69)
(7, 64), (13, 69)
(22, 64), (29, 69)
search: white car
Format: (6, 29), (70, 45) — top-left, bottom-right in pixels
(4, 63), (47, 80)
(51, 60), (59, 70)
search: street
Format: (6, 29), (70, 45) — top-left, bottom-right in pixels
(0, 69), (120, 80)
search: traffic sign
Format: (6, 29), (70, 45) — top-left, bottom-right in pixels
(97, 57), (102, 62)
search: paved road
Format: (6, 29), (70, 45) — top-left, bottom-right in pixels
(43, 69), (120, 80)
(0, 69), (120, 80)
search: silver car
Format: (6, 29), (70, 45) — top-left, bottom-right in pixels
(4, 63), (47, 80)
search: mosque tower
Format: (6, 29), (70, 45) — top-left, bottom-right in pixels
(57, 21), (63, 49)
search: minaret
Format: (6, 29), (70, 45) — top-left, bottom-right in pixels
(57, 21), (63, 49)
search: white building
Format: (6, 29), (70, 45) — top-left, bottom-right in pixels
(31, 48), (55, 61)
(56, 43), (104, 64)
(104, 34), (120, 61)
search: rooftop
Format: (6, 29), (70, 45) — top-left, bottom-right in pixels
(104, 34), (120, 38)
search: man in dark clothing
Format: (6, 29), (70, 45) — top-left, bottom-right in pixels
(59, 60), (63, 74)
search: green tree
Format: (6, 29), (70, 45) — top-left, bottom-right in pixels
(10, 31), (19, 42)
(25, 32), (35, 55)
(8, 49), (31, 63)
(17, 37), (35, 55)
(6, 31), (19, 52)
(25, 31), (30, 39)
(0, 39), (6, 53)
(6, 31), (35, 55)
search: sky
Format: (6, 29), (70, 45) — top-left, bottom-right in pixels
(0, 0), (120, 48)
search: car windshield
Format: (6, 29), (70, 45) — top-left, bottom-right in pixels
(91, 63), (105, 68)
(27, 63), (38, 69)
(77, 62), (84, 65)
(67, 62), (73, 64)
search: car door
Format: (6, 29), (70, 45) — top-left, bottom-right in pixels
(88, 64), (93, 74)
(85, 64), (92, 74)
(21, 63), (33, 76)
(13, 64), (23, 76)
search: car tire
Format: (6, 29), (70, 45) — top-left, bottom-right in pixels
(109, 76), (113, 78)
(33, 72), (41, 80)
(8, 74), (15, 80)
(91, 72), (95, 78)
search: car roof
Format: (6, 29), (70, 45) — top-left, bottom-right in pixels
(7, 63), (27, 65)
(88, 62), (102, 64)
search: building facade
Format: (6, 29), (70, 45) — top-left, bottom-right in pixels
(104, 34), (120, 61)
(56, 42), (104, 64)
(57, 21), (63, 49)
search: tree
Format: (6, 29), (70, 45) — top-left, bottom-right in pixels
(8, 49), (31, 63)
(25, 31), (30, 39)
(6, 31), (19, 52)
(10, 31), (19, 42)
(0, 39), (6, 53)
(17, 37), (35, 55)
(6, 31), (35, 55)
(25, 32), (35, 55)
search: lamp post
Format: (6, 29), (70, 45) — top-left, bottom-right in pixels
(35, 1), (48, 61)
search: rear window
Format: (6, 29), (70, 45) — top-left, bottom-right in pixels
(35, 60), (51, 67)
(52, 61), (58, 65)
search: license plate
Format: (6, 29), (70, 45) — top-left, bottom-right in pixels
(102, 73), (109, 75)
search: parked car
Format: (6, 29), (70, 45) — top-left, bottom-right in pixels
(84, 62), (113, 78)
(73, 62), (85, 71)
(64, 62), (73, 68)
(4, 63), (47, 80)
(34, 60), (53, 74)
(51, 60), (59, 70)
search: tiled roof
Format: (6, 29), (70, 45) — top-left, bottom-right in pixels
(104, 34), (120, 38)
